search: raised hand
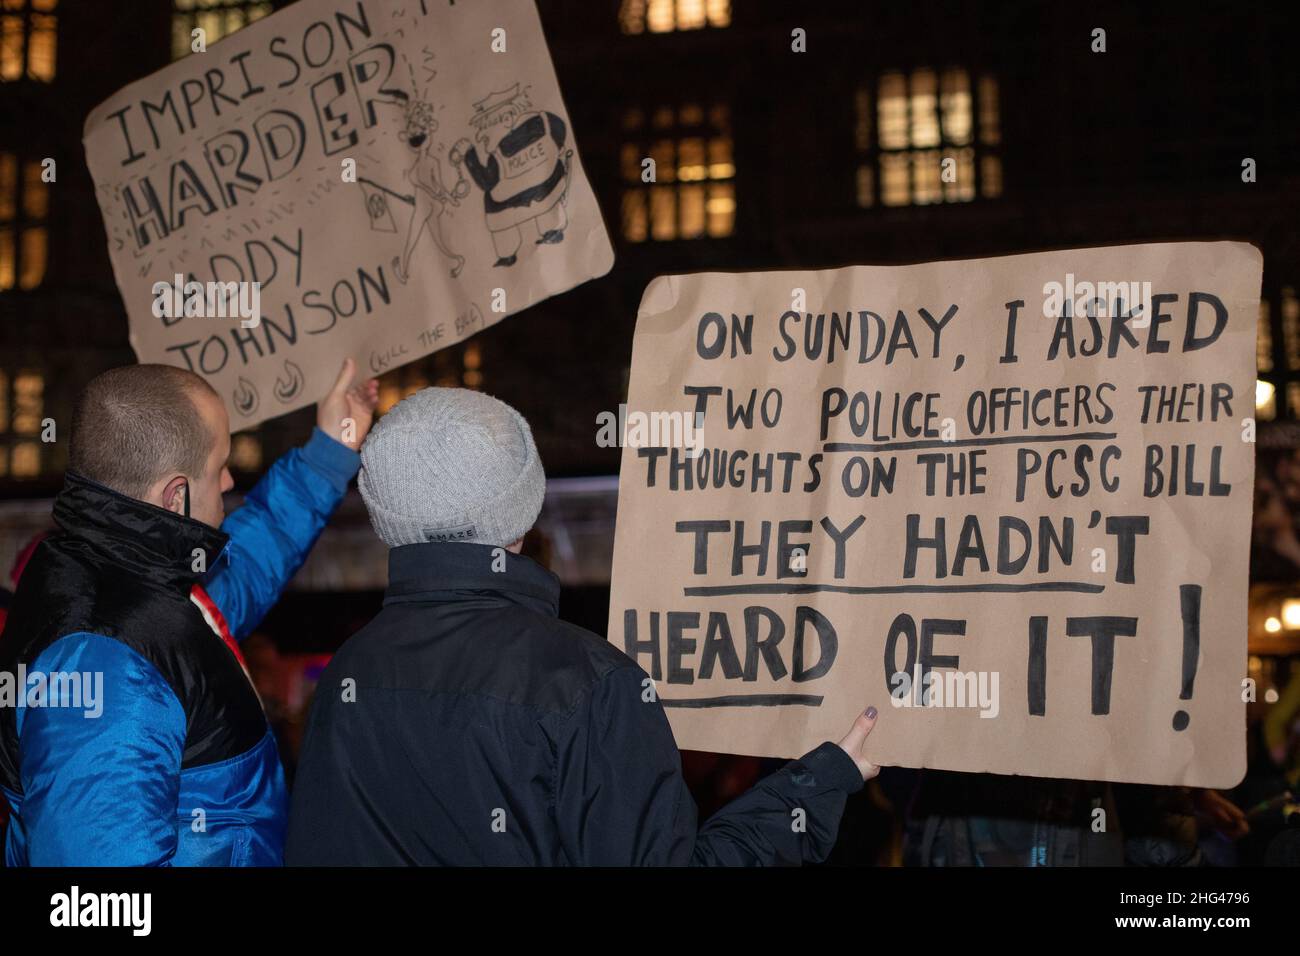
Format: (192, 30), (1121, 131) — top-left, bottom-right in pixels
(316, 357), (380, 451)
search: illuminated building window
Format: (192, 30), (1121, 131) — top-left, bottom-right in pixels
(377, 364), (432, 415)
(620, 0), (729, 34)
(462, 342), (483, 389)
(855, 68), (1001, 208)
(1287, 382), (1300, 422)
(1258, 299), (1276, 420)
(0, 0), (56, 83)
(1280, 286), (1300, 417)
(621, 103), (734, 242)
(0, 368), (44, 478)
(172, 0), (272, 61)
(1256, 286), (1300, 421)
(1282, 287), (1300, 370)
(1258, 300), (1273, 374)
(229, 432), (262, 471)
(0, 152), (49, 290)
(377, 345), (482, 397)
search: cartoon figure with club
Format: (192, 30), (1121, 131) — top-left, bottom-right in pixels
(449, 84), (572, 268)
(391, 98), (469, 281)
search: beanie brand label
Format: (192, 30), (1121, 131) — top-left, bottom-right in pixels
(423, 524), (478, 543)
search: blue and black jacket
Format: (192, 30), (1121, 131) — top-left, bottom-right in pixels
(0, 428), (358, 866)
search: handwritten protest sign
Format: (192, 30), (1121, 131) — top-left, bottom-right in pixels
(608, 242), (1261, 787)
(84, 0), (612, 428)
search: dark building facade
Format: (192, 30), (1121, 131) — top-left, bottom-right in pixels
(1, 1), (1298, 868)
(1, 0), (1297, 497)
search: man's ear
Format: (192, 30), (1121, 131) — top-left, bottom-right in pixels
(160, 475), (188, 515)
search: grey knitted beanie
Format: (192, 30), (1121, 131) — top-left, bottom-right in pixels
(358, 387), (546, 548)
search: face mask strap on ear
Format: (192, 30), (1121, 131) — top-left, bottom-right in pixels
(181, 479), (191, 519)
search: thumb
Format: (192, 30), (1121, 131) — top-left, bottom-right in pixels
(327, 357), (356, 400)
(839, 705), (878, 754)
(836, 706), (879, 780)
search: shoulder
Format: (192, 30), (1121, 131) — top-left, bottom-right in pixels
(6, 544), (194, 674)
(524, 612), (632, 676)
(495, 608), (649, 705)
(30, 631), (181, 701)
(321, 603), (647, 717)
(19, 631), (185, 738)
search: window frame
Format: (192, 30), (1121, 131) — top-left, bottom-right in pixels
(0, 0), (58, 84)
(854, 67), (1002, 209)
(619, 0), (731, 35)
(0, 366), (46, 480)
(170, 0), (274, 61)
(0, 151), (50, 291)
(619, 102), (735, 243)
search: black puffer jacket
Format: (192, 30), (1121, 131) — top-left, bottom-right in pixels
(286, 542), (863, 865)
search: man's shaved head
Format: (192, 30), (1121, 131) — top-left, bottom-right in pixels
(69, 365), (220, 498)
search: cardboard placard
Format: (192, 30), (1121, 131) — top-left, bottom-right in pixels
(609, 241), (1261, 787)
(84, 0), (613, 427)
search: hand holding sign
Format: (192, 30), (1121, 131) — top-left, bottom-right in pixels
(82, 0), (613, 430)
(835, 705), (882, 781)
(316, 357), (379, 452)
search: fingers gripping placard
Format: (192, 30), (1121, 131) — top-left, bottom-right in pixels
(83, 0), (612, 428)
(608, 242), (1261, 787)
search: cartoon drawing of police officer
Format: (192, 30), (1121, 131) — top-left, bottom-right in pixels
(449, 84), (572, 267)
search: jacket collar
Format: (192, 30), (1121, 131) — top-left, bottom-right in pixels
(52, 470), (230, 593)
(384, 541), (560, 617)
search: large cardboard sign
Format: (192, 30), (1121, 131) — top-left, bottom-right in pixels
(84, 0), (613, 427)
(609, 242), (1262, 787)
